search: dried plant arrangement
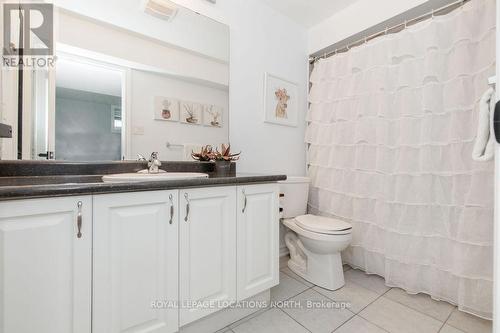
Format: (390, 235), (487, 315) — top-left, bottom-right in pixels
(213, 144), (241, 162)
(191, 145), (215, 161)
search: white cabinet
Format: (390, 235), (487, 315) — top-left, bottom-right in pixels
(0, 182), (280, 332)
(237, 184), (279, 301)
(93, 191), (179, 333)
(179, 187), (237, 326)
(0, 196), (92, 333)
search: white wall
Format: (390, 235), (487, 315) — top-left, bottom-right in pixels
(130, 70), (229, 160)
(308, 0), (428, 54)
(171, 0), (309, 176)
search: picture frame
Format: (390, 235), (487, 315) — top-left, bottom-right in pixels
(203, 104), (223, 128)
(264, 73), (298, 127)
(180, 101), (202, 125)
(154, 96), (179, 121)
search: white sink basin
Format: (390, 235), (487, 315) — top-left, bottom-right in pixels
(102, 172), (209, 183)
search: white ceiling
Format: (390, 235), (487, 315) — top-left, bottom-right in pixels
(259, 0), (358, 28)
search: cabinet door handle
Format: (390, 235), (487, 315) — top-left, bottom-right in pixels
(242, 189), (247, 213)
(169, 194), (174, 225)
(184, 193), (190, 222)
(77, 201), (83, 239)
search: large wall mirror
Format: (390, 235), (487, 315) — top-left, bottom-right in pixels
(4, 0), (229, 161)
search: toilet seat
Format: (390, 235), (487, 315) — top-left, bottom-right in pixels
(294, 214), (352, 235)
(283, 217), (352, 243)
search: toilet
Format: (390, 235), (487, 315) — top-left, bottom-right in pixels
(279, 176), (352, 290)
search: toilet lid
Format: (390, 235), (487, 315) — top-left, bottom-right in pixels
(295, 214), (352, 234)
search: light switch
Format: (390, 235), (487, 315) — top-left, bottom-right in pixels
(132, 126), (145, 135)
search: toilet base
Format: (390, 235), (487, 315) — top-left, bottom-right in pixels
(288, 252), (345, 291)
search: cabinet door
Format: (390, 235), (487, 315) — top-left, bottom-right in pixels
(179, 187), (236, 326)
(93, 191), (178, 333)
(0, 196), (92, 333)
(237, 184), (279, 301)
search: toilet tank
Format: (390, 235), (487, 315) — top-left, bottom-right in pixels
(278, 176), (310, 218)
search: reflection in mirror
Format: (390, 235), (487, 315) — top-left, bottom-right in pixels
(31, 68), (50, 160)
(55, 58), (123, 161)
(3, 0), (229, 162)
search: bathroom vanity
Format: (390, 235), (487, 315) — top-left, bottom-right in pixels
(0, 161), (285, 333)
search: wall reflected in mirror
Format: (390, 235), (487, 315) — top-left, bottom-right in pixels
(4, 0), (230, 162)
(55, 59), (123, 161)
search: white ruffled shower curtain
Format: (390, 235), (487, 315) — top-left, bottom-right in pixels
(306, 0), (495, 319)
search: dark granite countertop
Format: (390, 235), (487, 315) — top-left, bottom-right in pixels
(0, 173), (287, 201)
(0, 161), (286, 201)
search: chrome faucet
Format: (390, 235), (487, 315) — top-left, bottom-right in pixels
(148, 152), (162, 173)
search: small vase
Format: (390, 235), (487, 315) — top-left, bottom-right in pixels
(215, 160), (232, 176)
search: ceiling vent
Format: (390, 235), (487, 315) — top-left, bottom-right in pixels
(142, 0), (179, 22)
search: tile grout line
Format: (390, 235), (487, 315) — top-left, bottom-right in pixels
(281, 267), (471, 333)
(278, 286), (355, 333)
(437, 311), (453, 333)
(344, 274), (457, 330)
(280, 268), (314, 288)
(329, 310), (358, 333)
(227, 305), (274, 331)
(276, 285), (316, 305)
(357, 289), (455, 333)
(331, 314), (391, 333)
(385, 291), (456, 326)
(313, 276), (388, 314)
(316, 268), (445, 332)
(440, 308), (468, 333)
(229, 284), (315, 332)
(280, 271), (392, 333)
(278, 307), (314, 333)
(355, 288), (395, 333)
(302, 277), (392, 333)
(280, 264), (352, 287)
(330, 283), (392, 333)
(228, 263), (312, 332)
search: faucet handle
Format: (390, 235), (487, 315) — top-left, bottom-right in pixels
(137, 154), (146, 161)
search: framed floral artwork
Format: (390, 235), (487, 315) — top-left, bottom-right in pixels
(203, 105), (223, 128)
(180, 101), (202, 125)
(264, 73), (298, 127)
(154, 97), (179, 121)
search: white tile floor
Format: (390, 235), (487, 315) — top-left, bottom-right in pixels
(219, 256), (493, 333)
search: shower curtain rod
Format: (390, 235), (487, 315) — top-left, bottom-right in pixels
(310, 0), (471, 64)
